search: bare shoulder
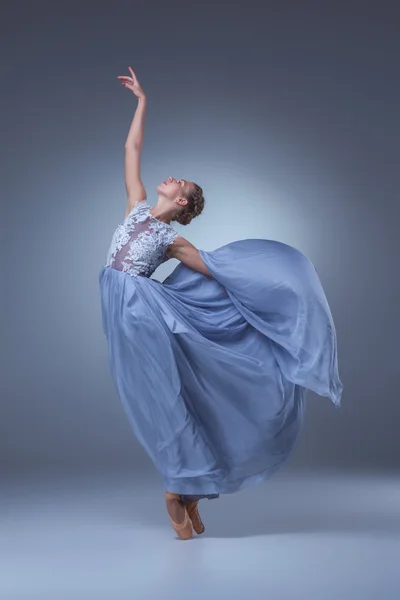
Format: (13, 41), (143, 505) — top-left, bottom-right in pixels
(166, 235), (196, 258)
(166, 235), (211, 277)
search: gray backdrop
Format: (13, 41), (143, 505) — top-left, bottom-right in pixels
(2, 0), (398, 474)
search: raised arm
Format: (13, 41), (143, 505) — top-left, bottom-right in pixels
(117, 67), (147, 217)
(166, 237), (213, 277)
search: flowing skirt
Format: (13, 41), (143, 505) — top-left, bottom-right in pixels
(99, 238), (343, 496)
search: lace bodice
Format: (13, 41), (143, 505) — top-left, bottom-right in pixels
(105, 200), (180, 277)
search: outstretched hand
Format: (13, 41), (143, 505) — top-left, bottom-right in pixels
(117, 67), (146, 99)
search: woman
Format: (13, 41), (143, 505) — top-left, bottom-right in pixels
(99, 67), (344, 540)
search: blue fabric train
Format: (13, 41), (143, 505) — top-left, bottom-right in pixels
(99, 200), (343, 497)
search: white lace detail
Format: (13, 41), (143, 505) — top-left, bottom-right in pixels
(105, 201), (179, 277)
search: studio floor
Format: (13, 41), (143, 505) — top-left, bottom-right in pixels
(1, 468), (399, 600)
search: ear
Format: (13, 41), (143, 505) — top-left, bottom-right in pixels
(177, 197), (189, 207)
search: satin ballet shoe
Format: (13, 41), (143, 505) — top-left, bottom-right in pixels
(181, 499), (205, 535)
(165, 492), (194, 540)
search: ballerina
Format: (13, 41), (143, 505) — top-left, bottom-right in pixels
(99, 67), (344, 540)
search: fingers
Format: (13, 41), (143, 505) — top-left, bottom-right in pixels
(117, 67), (139, 84)
(118, 76), (134, 89)
(117, 68), (142, 94)
(117, 77), (133, 88)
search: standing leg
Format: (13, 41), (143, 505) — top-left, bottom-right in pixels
(165, 492), (186, 524)
(165, 492), (193, 540)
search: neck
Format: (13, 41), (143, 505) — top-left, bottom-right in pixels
(150, 198), (178, 224)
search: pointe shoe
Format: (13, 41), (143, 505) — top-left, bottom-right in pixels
(165, 492), (194, 540)
(182, 499), (205, 535)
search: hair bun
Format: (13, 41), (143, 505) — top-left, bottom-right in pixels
(173, 183), (205, 226)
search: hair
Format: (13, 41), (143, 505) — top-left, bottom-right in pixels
(172, 183), (205, 226)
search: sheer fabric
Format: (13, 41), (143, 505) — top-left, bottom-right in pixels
(99, 215), (343, 496)
(105, 200), (179, 278)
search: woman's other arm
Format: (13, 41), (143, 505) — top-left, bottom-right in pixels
(166, 237), (213, 277)
(117, 67), (147, 217)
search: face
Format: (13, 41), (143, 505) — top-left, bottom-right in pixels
(156, 176), (194, 206)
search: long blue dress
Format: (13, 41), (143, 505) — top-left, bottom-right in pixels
(99, 200), (343, 500)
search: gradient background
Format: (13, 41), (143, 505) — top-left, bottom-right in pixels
(2, 1), (399, 598)
(2, 0), (398, 475)
(0, 1), (400, 486)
